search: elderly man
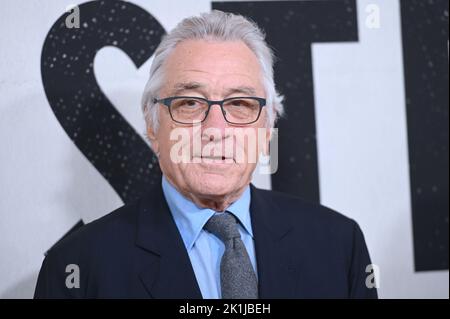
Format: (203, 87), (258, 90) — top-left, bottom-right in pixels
(35, 10), (377, 299)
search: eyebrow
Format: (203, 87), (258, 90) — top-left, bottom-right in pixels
(170, 81), (257, 97)
(224, 86), (256, 97)
(171, 81), (205, 96)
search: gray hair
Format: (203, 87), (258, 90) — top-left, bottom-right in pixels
(141, 10), (284, 132)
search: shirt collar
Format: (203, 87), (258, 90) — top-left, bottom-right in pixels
(161, 175), (253, 250)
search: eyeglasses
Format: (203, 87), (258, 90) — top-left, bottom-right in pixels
(152, 96), (266, 125)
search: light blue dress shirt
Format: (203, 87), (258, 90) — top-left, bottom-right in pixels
(161, 175), (258, 299)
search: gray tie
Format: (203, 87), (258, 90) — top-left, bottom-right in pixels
(204, 212), (258, 299)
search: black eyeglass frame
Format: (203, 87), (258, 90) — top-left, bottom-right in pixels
(152, 96), (267, 125)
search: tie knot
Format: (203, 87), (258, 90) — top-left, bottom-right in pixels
(204, 212), (240, 242)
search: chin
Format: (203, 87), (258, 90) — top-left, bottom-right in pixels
(180, 163), (249, 198)
(188, 172), (235, 197)
(199, 176), (232, 195)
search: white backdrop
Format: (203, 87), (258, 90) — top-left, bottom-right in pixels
(0, 0), (448, 298)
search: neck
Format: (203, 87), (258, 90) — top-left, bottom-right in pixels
(165, 176), (248, 212)
(188, 190), (244, 212)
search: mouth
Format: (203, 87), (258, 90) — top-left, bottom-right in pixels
(193, 155), (235, 163)
(202, 155), (227, 160)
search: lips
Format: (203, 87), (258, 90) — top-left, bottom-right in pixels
(201, 155), (227, 160)
(192, 155), (235, 163)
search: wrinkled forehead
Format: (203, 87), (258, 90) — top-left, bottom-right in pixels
(161, 39), (265, 96)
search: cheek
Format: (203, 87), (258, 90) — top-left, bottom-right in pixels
(157, 120), (181, 151)
(235, 128), (263, 159)
(155, 123), (177, 169)
(157, 123), (195, 169)
(241, 161), (258, 175)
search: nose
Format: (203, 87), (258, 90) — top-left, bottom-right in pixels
(203, 103), (227, 129)
(200, 103), (230, 144)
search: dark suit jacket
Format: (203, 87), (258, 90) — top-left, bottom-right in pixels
(34, 183), (377, 299)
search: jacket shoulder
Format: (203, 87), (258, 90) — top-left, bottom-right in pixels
(34, 198), (144, 298)
(48, 200), (140, 254)
(252, 186), (358, 231)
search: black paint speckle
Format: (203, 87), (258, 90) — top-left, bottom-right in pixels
(42, 0), (165, 203)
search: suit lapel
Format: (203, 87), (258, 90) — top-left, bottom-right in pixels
(135, 183), (202, 299)
(250, 184), (299, 298)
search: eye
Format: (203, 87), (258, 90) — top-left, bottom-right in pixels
(185, 99), (199, 107)
(172, 98), (203, 109)
(231, 99), (248, 107)
(227, 98), (257, 109)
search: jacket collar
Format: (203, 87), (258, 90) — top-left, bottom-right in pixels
(135, 183), (202, 298)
